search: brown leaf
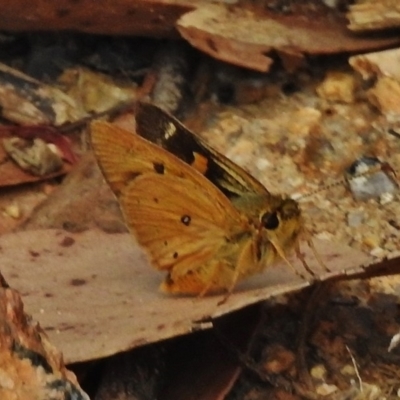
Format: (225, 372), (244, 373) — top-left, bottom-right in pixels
(0, 228), (375, 364)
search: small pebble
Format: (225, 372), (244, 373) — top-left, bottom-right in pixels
(310, 364), (327, 380)
(262, 345), (295, 374)
(370, 247), (385, 258)
(256, 158), (271, 170)
(287, 107), (321, 137)
(42, 183), (56, 196)
(0, 369), (15, 390)
(363, 234), (381, 248)
(3, 203), (21, 219)
(47, 143), (62, 156)
(341, 364), (356, 376)
(347, 157), (397, 201)
(316, 383), (338, 396)
(380, 192), (394, 205)
(316, 72), (356, 103)
(218, 116), (245, 137)
(225, 139), (255, 165)
(347, 211), (364, 227)
(315, 231), (334, 241)
(322, 0), (340, 8)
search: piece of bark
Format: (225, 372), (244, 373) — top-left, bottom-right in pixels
(0, 271), (89, 400)
(348, 0), (400, 31)
(349, 48), (400, 81)
(177, 3), (400, 72)
(0, 0), (194, 37)
(0, 1), (398, 72)
(349, 48), (400, 118)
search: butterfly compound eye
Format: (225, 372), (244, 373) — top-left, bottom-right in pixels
(261, 211), (280, 230)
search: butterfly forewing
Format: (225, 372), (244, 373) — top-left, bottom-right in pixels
(91, 121), (227, 196)
(135, 102), (268, 198)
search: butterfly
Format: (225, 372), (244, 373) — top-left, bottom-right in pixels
(90, 103), (309, 297)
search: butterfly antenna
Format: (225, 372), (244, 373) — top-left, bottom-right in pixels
(297, 161), (397, 201)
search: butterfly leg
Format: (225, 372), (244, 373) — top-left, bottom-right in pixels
(294, 242), (316, 279)
(216, 269), (241, 305)
(270, 238), (311, 281)
(198, 260), (228, 299)
(302, 229), (331, 274)
(198, 279), (215, 298)
(217, 240), (256, 305)
(307, 238), (331, 274)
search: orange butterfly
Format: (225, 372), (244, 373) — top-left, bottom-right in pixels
(91, 105), (305, 296)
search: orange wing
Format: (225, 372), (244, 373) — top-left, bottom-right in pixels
(91, 121), (251, 294)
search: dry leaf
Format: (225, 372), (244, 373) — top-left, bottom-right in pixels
(0, 125), (78, 164)
(0, 127), (72, 186)
(3, 137), (63, 176)
(58, 67), (138, 114)
(0, 228), (374, 364)
(0, 62), (87, 125)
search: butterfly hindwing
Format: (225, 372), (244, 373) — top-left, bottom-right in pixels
(120, 173), (245, 270)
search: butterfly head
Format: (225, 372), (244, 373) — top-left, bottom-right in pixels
(258, 196), (302, 252)
(233, 193), (302, 259)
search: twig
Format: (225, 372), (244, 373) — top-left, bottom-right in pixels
(346, 345), (363, 393)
